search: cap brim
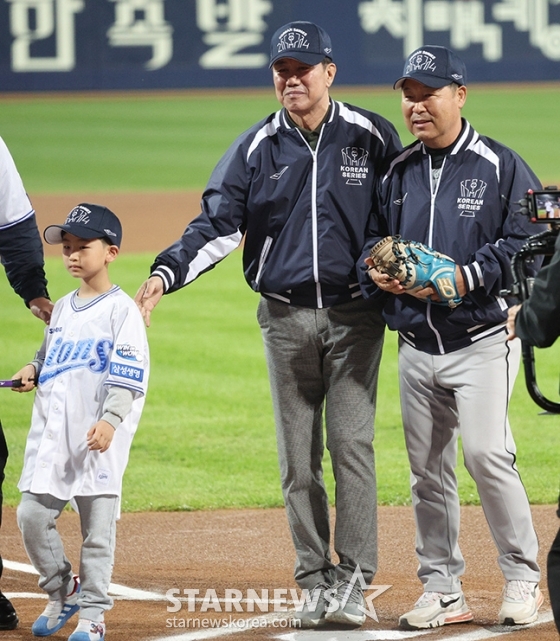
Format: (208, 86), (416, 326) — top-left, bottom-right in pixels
(269, 52), (329, 68)
(393, 74), (453, 90)
(43, 223), (110, 245)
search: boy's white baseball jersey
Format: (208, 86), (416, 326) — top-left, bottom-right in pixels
(18, 285), (149, 500)
(0, 135), (34, 229)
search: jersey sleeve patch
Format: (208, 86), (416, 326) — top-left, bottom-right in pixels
(109, 362), (145, 382)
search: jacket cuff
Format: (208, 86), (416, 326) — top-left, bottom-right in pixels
(150, 266), (175, 292)
(460, 262), (484, 292)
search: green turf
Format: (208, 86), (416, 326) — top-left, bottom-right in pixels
(0, 252), (558, 511)
(0, 85), (559, 510)
(1, 83), (560, 192)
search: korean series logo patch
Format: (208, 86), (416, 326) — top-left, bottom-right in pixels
(340, 147), (369, 185)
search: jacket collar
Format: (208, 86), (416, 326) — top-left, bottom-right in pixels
(280, 98), (335, 130)
(420, 118), (477, 157)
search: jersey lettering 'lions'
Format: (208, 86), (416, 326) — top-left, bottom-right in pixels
(40, 337), (113, 382)
(18, 285), (149, 501)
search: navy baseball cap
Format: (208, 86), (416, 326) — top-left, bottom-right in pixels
(269, 21), (333, 68)
(44, 203), (122, 247)
(394, 45), (467, 89)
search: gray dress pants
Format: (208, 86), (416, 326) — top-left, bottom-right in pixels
(257, 296), (385, 589)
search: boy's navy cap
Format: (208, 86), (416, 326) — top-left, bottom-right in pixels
(44, 203), (122, 247)
(394, 45), (467, 89)
(269, 21), (333, 68)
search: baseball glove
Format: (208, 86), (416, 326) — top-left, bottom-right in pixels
(368, 235), (462, 308)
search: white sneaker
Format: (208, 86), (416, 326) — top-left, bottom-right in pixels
(498, 580), (543, 625)
(32, 576), (80, 636)
(68, 619), (106, 641)
(399, 591), (473, 630)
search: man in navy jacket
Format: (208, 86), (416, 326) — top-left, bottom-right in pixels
(364, 46), (542, 630)
(508, 231), (560, 634)
(136, 21), (401, 629)
(0, 135), (53, 630)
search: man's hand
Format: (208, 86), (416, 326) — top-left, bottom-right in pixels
(87, 420), (115, 453)
(365, 258), (406, 294)
(366, 257), (467, 305)
(507, 304), (522, 340)
(29, 297), (54, 324)
(134, 276), (164, 327)
(10, 364), (37, 392)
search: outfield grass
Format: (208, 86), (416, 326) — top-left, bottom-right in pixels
(1, 83), (560, 192)
(0, 85), (559, 510)
(0, 252), (558, 511)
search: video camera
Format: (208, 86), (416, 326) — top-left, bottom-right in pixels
(510, 185), (560, 413)
(519, 186), (560, 224)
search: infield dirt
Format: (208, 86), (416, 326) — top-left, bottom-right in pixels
(5, 190), (556, 641)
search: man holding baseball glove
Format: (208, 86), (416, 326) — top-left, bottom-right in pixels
(0, 136), (53, 630)
(362, 46), (542, 630)
(136, 21), (401, 629)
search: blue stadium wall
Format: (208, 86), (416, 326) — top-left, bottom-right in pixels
(1, 0), (559, 92)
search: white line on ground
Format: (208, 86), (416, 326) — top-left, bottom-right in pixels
(4, 560), (554, 640)
(4, 559), (165, 600)
(434, 611), (554, 640)
(276, 631), (431, 640)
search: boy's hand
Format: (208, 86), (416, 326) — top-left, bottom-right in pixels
(87, 420), (115, 453)
(10, 365), (37, 393)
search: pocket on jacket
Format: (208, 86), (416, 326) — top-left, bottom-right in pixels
(255, 236), (273, 288)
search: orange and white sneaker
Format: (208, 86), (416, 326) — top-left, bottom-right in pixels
(399, 591), (473, 630)
(498, 580), (543, 625)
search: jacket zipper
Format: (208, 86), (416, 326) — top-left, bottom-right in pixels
(427, 153), (446, 354)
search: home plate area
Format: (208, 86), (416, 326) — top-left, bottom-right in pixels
(0, 506), (556, 640)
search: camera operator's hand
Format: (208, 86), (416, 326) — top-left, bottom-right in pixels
(507, 304), (522, 340)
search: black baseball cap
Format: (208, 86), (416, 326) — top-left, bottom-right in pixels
(393, 45), (467, 89)
(269, 21), (333, 68)
(44, 203), (122, 248)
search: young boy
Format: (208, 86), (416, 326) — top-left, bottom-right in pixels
(12, 203), (149, 641)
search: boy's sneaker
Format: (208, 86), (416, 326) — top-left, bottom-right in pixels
(498, 580), (543, 625)
(0, 591), (18, 630)
(292, 582), (332, 628)
(325, 580), (366, 627)
(32, 576), (80, 637)
(68, 619), (105, 641)
(399, 591), (473, 630)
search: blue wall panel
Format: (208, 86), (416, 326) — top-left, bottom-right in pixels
(0, 0), (559, 92)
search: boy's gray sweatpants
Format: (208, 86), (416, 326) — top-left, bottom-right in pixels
(17, 492), (119, 622)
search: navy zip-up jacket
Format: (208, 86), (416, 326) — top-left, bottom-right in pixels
(0, 134), (48, 306)
(151, 100), (401, 309)
(360, 119), (543, 354)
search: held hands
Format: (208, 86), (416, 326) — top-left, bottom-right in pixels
(365, 257), (466, 303)
(29, 297), (54, 325)
(134, 276), (164, 327)
(10, 364), (37, 393)
(87, 420), (115, 453)
(506, 304), (521, 341)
